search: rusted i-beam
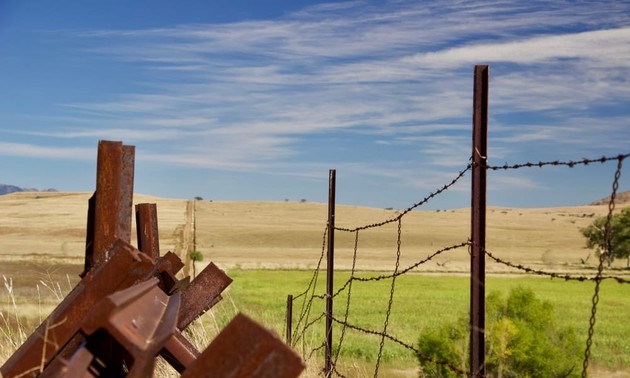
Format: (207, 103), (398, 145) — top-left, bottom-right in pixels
(136, 203), (160, 260)
(84, 141), (135, 274)
(1, 240), (154, 378)
(41, 278), (180, 378)
(470, 64), (489, 378)
(80, 278), (180, 378)
(178, 262), (233, 330)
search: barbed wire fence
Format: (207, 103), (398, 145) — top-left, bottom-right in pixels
(287, 65), (629, 377)
(287, 152), (628, 378)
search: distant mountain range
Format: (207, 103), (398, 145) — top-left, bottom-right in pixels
(0, 183), (58, 195)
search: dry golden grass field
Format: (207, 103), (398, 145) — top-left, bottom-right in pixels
(1, 191), (629, 376)
(1, 191), (626, 272)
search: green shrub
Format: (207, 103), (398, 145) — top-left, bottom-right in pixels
(417, 287), (581, 377)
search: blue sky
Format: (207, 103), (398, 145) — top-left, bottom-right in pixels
(1, 1), (629, 209)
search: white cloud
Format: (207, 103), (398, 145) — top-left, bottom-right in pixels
(411, 27), (630, 68)
(0, 142), (94, 159)
(22, 0), (629, 187)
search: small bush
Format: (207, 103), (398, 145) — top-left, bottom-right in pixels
(417, 287), (581, 377)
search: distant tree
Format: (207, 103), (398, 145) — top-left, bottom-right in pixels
(189, 250), (204, 278)
(194, 196), (203, 201)
(580, 208), (630, 268)
(300, 199), (307, 203)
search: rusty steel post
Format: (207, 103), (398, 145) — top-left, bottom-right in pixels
(325, 169), (336, 376)
(136, 203), (160, 260)
(286, 294), (293, 345)
(470, 65), (489, 378)
(87, 141), (135, 271)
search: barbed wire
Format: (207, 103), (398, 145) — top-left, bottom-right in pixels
(292, 226), (327, 350)
(374, 218), (403, 377)
(329, 316), (470, 377)
(487, 153), (630, 171)
(290, 152), (628, 377)
(335, 163), (471, 233)
(320, 241), (469, 305)
(332, 230), (360, 372)
(484, 249), (630, 284)
(582, 155), (624, 377)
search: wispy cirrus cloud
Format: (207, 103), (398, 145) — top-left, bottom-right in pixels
(0, 142), (94, 159)
(9, 0), (629, 204)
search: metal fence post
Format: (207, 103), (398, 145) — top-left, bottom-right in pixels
(470, 65), (489, 377)
(325, 169), (336, 376)
(286, 294), (293, 345)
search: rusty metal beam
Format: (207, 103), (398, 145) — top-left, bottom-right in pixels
(177, 262), (232, 330)
(1, 240), (155, 378)
(91, 141), (135, 269)
(161, 331), (200, 373)
(180, 313), (305, 378)
(39, 347), (95, 378)
(136, 203), (160, 260)
(470, 64), (489, 378)
(80, 278), (180, 378)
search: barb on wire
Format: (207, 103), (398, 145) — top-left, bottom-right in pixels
(488, 153), (630, 171)
(484, 249), (630, 284)
(336, 163), (471, 232)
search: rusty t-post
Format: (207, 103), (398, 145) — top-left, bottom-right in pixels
(470, 65), (489, 377)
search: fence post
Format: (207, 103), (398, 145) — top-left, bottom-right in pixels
(470, 65), (489, 377)
(325, 169), (336, 377)
(286, 294), (293, 345)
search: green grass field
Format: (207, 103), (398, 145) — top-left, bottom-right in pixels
(205, 270), (630, 376)
(2, 267), (629, 377)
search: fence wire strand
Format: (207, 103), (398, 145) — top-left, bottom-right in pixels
(373, 218), (403, 377)
(582, 155), (624, 377)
